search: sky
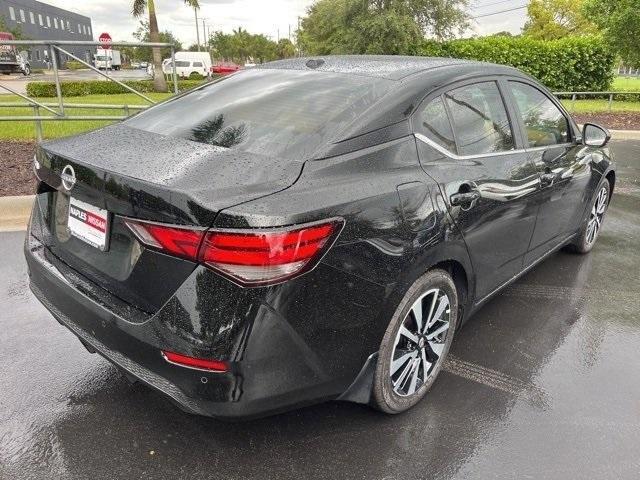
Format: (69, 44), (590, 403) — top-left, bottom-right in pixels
(39, 0), (529, 45)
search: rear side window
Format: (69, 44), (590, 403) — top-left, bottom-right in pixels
(444, 82), (514, 156)
(509, 81), (569, 147)
(416, 97), (456, 153)
(175, 61), (190, 67)
(193, 62), (203, 67)
(125, 69), (392, 160)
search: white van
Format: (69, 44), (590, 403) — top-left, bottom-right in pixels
(162, 52), (211, 78)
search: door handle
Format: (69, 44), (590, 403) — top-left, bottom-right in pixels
(450, 189), (480, 206)
(539, 172), (557, 186)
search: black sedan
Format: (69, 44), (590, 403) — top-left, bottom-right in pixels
(25, 55), (615, 419)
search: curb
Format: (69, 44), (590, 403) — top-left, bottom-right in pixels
(610, 129), (640, 140)
(0, 195), (34, 232)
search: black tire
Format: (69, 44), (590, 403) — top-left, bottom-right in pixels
(372, 269), (458, 414)
(567, 178), (610, 254)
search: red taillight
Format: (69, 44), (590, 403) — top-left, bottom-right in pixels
(125, 218), (343, 286)
(199, 220), (343, 286)
(161, 350), (228, 372)
(125, 220), (205, 261)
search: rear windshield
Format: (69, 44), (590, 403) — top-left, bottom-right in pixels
(125, 69), (393, 159)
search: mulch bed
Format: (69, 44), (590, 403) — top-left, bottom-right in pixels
(1, 141), (37, 197)
(0, 112), (639, 197)
(573, 112), (640, 130)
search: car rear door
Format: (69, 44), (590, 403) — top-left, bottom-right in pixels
(414, 79), (540, 300)
(504, 80), (589, 266)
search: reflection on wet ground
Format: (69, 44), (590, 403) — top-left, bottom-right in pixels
(1, 140), (639, 480)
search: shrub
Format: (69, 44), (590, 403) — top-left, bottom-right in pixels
(26, 78), (212, 97)
(65, 61), (85, 71)
(418, 35), (616, 92)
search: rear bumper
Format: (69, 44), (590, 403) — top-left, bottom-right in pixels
(25, 233), (346, 419)
(0, 62), (21, 73)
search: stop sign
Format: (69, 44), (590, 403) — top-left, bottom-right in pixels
(98, 32), (112, 50)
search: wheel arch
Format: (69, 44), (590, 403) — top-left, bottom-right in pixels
(605, 169), (616, 199)
(431, 259), (470, 326)
(338, 244), (475, 406)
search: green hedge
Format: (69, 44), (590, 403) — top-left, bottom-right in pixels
(418, 36), (616, 92)
(65, 61), (85, 71)
(26, 79), (210, 97)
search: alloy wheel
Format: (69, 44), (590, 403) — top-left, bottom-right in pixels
(389, 288), (451, 397)
(586, 186), (608, 246)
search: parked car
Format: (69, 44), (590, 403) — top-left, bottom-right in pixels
(163, 51), (211, 78)
(131, 61), (141, 69)
(211, 62), (240, 75)
(140, 61), (149, 69)
(25, 56), (615, 419)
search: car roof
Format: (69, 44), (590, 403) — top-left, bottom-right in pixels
(258, 55), (523, 81)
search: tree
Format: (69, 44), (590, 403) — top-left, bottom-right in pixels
(276, 38), (296, 59)
(209, 31), (235, 61)
(131, 21), (183, 63)
(131, 0), (198, 92)
(583, 0), (640, 66)
(522, 0), (597, 40)
(0, 15), (24, 39)
(489, 31), (515, 37)
(251, 34), (277, 63)
(297, 0), (468, 56)
(209, 29), (280, 64)
(406, 0), (470, 40)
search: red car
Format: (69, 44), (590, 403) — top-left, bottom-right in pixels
(211, 62), (240, 75)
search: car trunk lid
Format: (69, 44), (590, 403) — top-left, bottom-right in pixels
(33, 124), (303, 312)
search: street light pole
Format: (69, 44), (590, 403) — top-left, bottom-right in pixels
(194, 7), (201, 52)
(202, 18), (207, 49)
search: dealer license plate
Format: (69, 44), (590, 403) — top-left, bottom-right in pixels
(67, 197), (110, 251)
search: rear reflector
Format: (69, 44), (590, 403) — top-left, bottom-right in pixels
(161, 350), (228, 372)
(199, 220), (343, 286)
(125, 218), (343, 286)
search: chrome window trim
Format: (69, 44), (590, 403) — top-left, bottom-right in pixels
(414, 132), (573, 161)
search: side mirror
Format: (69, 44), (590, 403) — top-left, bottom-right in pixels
(582, 123), (611, 148)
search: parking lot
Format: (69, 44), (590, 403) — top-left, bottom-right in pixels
(1, 139), (639, 480)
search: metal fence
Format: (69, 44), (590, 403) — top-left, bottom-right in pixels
(0, 39), (179, 141)
(554, 91), (640, 113)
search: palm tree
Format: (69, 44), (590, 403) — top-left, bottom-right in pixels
(132, 0), (199, 92)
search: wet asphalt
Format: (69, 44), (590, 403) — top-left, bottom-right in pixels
(1, 139), (639, 480)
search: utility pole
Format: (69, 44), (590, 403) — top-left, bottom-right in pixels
(194, 7), (201, 51)
(297, 16), (302, 57)
(202, 18), (207, 49)
(288, 24), (291, 41)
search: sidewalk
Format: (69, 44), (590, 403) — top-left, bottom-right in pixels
(0, 195), (33, 232)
